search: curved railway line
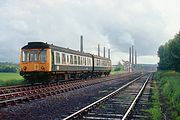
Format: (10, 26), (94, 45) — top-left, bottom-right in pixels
(0, 73), (140, 108)
(63, 73), (152, 120)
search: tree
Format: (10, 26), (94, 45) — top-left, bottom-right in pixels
(114, 61), (124, 71)
(0, 62), (19, 73)
(158, 31), (180, 71)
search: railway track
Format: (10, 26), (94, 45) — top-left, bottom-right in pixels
(126, 74), (152, 120)
(0, 76), (108, 94)
(0, 74), (129, 94)
(0, 73), (140, 108)
(63, 73), (152, 120)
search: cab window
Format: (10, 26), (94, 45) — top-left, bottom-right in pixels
(30, 50), (39, 62)
(22, 50), (29, 62)
(40, 50), (47, 62)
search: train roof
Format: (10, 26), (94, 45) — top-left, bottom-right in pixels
(22, 42), (111, 60)
(50, 44), (92, 57)
(93, 54), (111, 61)
(22, 42), (50, 49)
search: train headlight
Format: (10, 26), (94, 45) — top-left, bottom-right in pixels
(41, 66), (45, 71)
(23, 66), (27, 71)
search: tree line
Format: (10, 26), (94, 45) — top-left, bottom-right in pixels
(0, 62), (19, 73)
(158, 31), (180, 71)
(114, 61), (124, 71)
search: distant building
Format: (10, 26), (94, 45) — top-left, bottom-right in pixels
(122, 60), (131, 72)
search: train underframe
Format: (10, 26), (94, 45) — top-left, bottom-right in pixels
(20, 70), (111, 84)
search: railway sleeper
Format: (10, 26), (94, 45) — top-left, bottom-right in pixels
(0, 74), (132, 108)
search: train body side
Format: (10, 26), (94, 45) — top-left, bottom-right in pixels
(92, 55), (111, 76)
(50, 45), (93, 75)
(20, 42), (111, 83)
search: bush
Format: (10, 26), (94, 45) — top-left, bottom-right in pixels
(155, 71), (180, 119)
(114, 67), (121, 71)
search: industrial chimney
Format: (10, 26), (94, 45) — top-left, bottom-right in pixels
(80, 35), (83, 52)
(129, 47), (131, 64)
(103, 47), (106, 58)
(135, 50), (137, 64)
(108, 49), (110, 59)
(132, 45), (134, 65)
(98, 44), (100, 56)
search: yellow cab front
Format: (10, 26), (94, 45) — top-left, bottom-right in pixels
(20, 49), (51, 73)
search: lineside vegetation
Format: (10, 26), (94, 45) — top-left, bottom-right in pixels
(158, 31), (180, 71)
(0, 62), (19, 73)
(148, 79), (161, 120)
(152, 71), (180, 120)
(153, 31), (180, 119)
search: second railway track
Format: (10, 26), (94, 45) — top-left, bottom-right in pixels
(63, 73), (152, 120)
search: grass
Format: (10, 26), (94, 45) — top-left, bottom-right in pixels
(148, 81), (161, 120)
(154, 71), (180, 120)
(0, 73), (25, 87)
(110, 70), (126, 75)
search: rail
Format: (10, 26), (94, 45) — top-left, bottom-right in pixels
(63, 74), (145, 120)
(122, 73), (152, 120)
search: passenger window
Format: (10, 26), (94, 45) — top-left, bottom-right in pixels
(83, 58), (85, 65)
(67, 55), (69, 64)
(87, 58), (89, 66)
(74, 56), (77, 64)
(88, 58), (90, 66)
(70, 55), (73, 64)
(84, 57), (86, 65)
(78, 56), (80, 65)
(40, 50), (47, 63)
(30, 50), (39, 62)
(80, 57), (82, 65)
(88, 58), (89, 65)
(56, 52), (60, 64)
(62, 53), (66, 64)
(95, 59), (96, 66)
(22, 50), (29, 62)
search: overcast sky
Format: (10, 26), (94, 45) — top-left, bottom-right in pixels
(0, 0), (180, 64)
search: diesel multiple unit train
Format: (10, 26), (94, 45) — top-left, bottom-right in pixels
(20, 42), (111, 83)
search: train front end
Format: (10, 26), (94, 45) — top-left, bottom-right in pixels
(20, 42), (52, 83)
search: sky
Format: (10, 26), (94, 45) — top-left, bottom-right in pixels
(0, 0), (180, 64)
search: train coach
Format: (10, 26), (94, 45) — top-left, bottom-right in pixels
(20, 42), (111, 83)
